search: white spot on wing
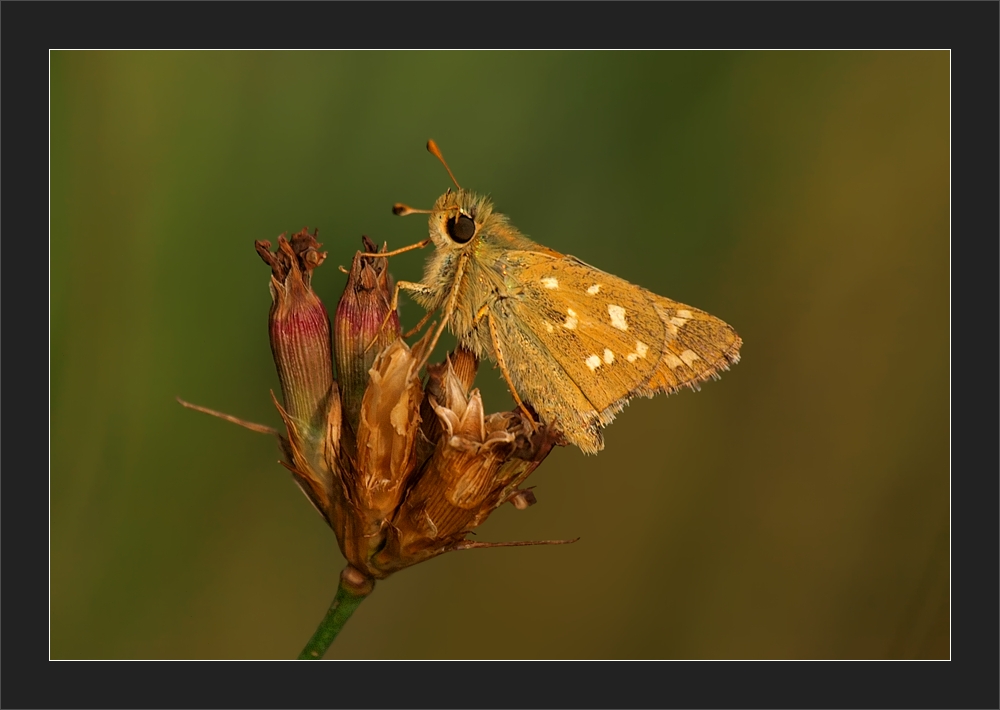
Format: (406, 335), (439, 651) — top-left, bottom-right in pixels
(626, 343), (648, 363)
(563, 309), (578, 330)
(676, 309), (692, 319)
(670, 316), (689, 327)
(541, 277), (559, 289)
(585, 354), (602, 371)
(679, 349), (701, 366)
(664, 352), (684, 369)
(544, 321), (554, 333)
(603, 348), (614, 364)
(608, 304), (628, 331)
(587, 284), (601, 295)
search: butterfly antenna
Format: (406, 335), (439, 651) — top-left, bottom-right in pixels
(427, 139), (462, 190)
(392, 203), (432, 216)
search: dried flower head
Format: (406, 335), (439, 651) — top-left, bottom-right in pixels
(179, 230), (573, 656)
(183, 232), (571, 577)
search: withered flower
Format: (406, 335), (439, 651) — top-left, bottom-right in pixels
(179, 229), (572, 660)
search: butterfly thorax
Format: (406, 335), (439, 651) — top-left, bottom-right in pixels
(414, 189), (544, 326)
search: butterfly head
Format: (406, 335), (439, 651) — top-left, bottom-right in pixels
(426, 188), (498, 252)
(392, 141), (524, 258)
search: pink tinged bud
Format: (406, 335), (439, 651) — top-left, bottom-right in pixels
(255, 229), (335, 433)
(256, 229), (343, 526)
(334, 236), (401, 434)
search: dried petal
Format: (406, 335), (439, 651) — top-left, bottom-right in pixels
(354, 338), (423, 527)
(419, 348), (479, 461)
(272, 389), (341, 526)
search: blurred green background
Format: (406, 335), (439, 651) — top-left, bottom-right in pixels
(50, 51), (948, 659)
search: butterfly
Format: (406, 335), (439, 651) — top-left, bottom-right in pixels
(373, 141), (742, 454)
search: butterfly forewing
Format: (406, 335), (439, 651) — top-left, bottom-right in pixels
(640, 295), (742, 396)
(501, 251), (668, 413)
(497, 251), (742, 447)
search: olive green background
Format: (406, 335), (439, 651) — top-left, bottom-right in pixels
(50, 51), (949, 660)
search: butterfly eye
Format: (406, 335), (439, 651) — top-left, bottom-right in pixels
(446, 214), (476, 244)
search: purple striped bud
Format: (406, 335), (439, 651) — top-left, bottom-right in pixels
(255, 229), (335, 432)
(334, 236), (401, 435)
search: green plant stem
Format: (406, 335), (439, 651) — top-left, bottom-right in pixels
(298, 567), (374, 659)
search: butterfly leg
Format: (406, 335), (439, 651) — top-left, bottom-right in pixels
(413, 254), (470, 373)
(361, 238), (431, 258)
(470, 303), (491, 328)
(365, 279), (436, 353)
(486, 311), (538, 428)
(403, 308), (435, 339)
